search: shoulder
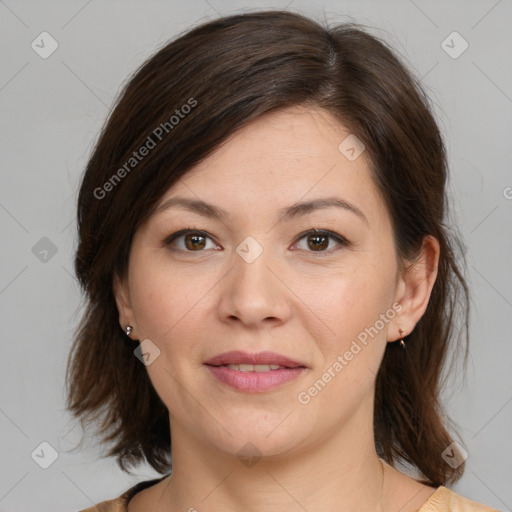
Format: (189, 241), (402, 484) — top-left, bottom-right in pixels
(76, 495), (126, 512)
(76, 475), (169, 512)
(419, 486), (501, 512)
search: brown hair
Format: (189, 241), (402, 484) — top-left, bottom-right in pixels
(66, 10), (470, 486)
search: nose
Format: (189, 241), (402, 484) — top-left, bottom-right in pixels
(216, 244), (292, 328)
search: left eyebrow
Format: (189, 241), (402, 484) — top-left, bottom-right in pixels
(153, 196), (368, 225)
(153, 197), (231, 220)
(277, 197), (368, 225)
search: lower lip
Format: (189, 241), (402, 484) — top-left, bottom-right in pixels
(205, 365), (306, 392)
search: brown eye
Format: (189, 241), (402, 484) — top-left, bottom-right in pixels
(164, 229), (219, 253)
(294, 229), (348, 254)
(184, 233), (206, 250)
(307, 233), (329, 251)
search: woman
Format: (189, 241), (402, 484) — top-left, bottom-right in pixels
(67, 10), (499, 512)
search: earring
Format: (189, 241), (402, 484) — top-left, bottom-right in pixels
(398, 328), (406, 349)
(125, 325), (133, 337)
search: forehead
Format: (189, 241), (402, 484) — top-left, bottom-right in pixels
(190, 106), (361, 180)
(154, 106), (388, 228)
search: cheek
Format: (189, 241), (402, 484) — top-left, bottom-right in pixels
(128, 249), (201, 336)
(300, 260), (395, 339)
(297, 264), (396, 399)
(130, 272), (171, 338)
(295, 271), (393, 413)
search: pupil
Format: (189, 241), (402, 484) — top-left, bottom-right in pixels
(186, 234), (205, 250)
(309, 235), (327, 251)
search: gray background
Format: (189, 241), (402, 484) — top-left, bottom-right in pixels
(1, 0), (511, 510)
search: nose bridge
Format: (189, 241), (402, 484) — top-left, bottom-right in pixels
(219, 235), (290, 325)
(234, 235), (278, 300)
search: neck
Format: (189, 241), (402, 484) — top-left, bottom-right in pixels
(161, 398), (386, 511)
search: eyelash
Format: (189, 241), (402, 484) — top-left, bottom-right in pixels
(163, 226), (349, 256)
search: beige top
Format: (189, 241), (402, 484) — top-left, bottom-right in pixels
(77, 476), (500, 512)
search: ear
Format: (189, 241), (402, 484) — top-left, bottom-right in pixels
(113, 272), (137, 338)
(388, 235), (440, 342)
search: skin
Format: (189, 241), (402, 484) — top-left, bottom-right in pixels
(114, 106), (440, 512)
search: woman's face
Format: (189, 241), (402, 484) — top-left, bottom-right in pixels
(115, 106), (418, 460)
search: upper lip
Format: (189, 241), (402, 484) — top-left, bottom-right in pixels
(204, 351), (307, 368)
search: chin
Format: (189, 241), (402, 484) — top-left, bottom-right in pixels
(205, 416), (307, 460)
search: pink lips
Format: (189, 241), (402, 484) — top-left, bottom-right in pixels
(204, 350), (307, 393)
(204, 350), (305, 368)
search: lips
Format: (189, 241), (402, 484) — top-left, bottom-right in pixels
(204, 350), (307, 369)
(204, 351), (307, 392)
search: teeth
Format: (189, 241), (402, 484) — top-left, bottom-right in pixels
(224, 363), (284, 372)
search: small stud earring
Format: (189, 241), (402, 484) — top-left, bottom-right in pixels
(125, 325), (133, 337)
(398, 328), (406, 349)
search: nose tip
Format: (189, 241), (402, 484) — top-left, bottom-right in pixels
(218, 244), (291, 327)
